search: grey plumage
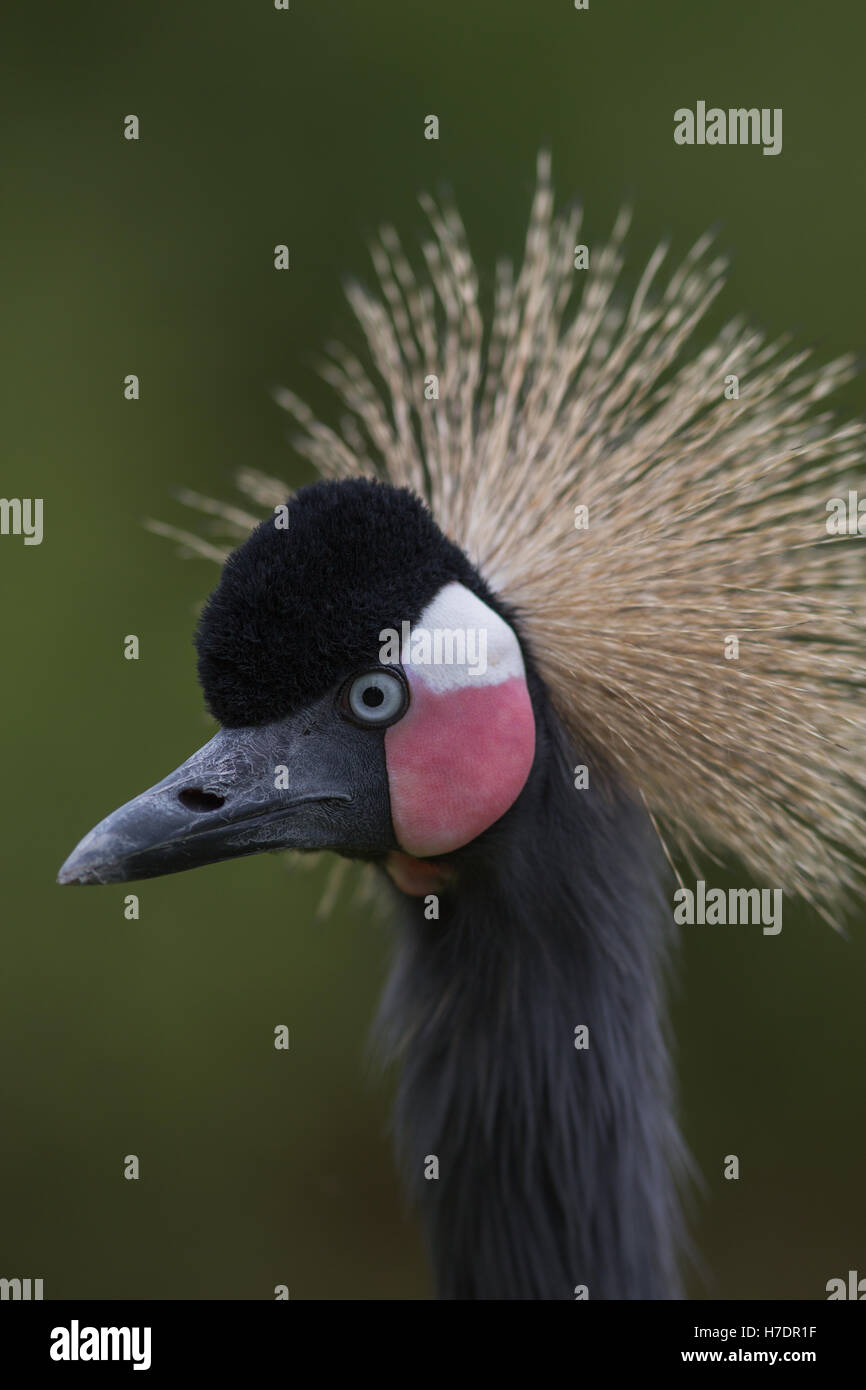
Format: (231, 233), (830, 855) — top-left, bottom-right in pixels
(376, 673), (684, 1298)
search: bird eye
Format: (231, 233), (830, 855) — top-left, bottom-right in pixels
(344, 669), (409, 727)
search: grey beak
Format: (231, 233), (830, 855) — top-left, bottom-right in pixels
(57, 720), (354, 886)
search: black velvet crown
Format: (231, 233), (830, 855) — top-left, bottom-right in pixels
(195, 477), (489, 727)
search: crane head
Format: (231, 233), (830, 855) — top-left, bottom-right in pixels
(57, 478), (536, 893)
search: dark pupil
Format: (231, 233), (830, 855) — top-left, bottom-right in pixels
(362, 685), (385, 708)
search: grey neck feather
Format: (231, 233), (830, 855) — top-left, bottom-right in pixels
(375, 681), (686, 1300)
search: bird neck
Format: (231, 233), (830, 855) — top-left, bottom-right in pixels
(376, 680), (684, 1299)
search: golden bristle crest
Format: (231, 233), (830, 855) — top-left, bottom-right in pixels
(162, 153), (866, 921)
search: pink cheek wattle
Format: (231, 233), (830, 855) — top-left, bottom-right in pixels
(384, 673), (536, 857)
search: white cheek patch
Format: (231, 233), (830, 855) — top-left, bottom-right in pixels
(381, 581), (526, 692)
(383, 582), (536, 858)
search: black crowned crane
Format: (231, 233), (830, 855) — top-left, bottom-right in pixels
(59, 155), (866, 1300)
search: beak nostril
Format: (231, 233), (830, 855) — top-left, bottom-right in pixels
(178, 788), (226, 813)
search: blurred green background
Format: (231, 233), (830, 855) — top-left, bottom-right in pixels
(1, 0), (864, 1299)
